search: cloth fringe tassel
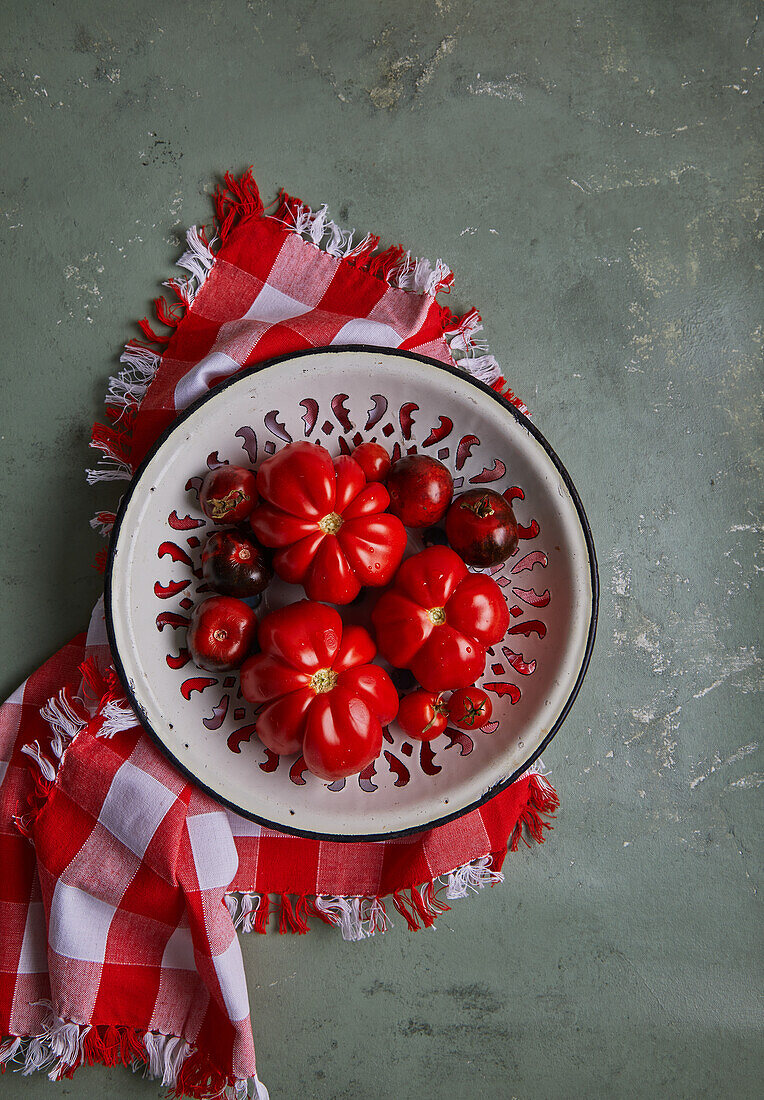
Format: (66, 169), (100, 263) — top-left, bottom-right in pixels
(222, 773), (556, 942)
(0, 1004), (267, 1100)
(16, 660), (140, 836)
(442, 305), (530, 416)
(274, 192), (454, 296)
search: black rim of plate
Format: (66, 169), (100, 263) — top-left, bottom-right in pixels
(105, 345), (599, 842)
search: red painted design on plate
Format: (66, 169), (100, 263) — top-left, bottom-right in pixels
(358, 760), (378, 792)
(511, 550), (548, 574)
(299, 399), (318, 437)
(384, 751), (410, 787)
(158, 541), (194, 566)
(512, 586), (550, 608)
(507, 619), (547, 639)
(264, 410), (292, 442)
(202, 693), (230, 730)
(517, 519), (540, 540)
(156, 612), (189, 632)
(419, 740), (442, 775)
(456, 434), (479, 470)
(422, 416), (453, 447)
(259, 748), (280, 772)
(166, 648), (190, 669)
(235, 425), (258, 463)
(445, 727), (474, 756)
(399, 401), (418, 439)
(289, 756), (308, 785)
(227, 724), (256, 754)
(484, 682), (521, 704)
(154, 578), (191, 599)
(331, 393), (352, 432)
(168, 510), (204, 531)
(181, 677), (218, 700)
(469, 458), (506, 484)
(365, 394), (388, 430)
(502, 647), (537, 676)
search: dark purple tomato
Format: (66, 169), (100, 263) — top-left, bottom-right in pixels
(187, 596), (258, 672)
(199, 466), (258, 523)
(352, 442), (391, 482)
(386, 455), (453, 528)
(445, 489), (518, 568)
(202, 530), (272, 598)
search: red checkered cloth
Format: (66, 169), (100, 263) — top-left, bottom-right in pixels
(0, 170), (555, 1099)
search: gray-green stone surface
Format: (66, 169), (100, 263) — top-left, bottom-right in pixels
(0, 1), (761, 1097)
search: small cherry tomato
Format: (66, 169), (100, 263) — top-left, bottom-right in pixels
(187, 595), (258, 672)
(352, 441), (391, 482)
(397, 690), (448, 741)
(386, 454), (453, 528)
(447, 687), (493, 730)
(199, 466), (258, 524)
(445, 489), (519, 568)
(202, 529), (272, 598)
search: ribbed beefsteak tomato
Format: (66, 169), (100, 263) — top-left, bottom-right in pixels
(249, 442), (407, 604)
(240, 600), (399, 780)
(371, 546), (510, 692)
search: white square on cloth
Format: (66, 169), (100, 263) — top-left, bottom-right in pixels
(98, 760), (178, 859)
(187, 811), (239, 891)
(161, 921), (196, 971)
(174, 350), (240, 411)
(212, 938), (250, 1023)
(17, 901), (48, 974)
(48, 881), (116, 963)
(330, 318), (402, 347)
(242, 284), (310, 323)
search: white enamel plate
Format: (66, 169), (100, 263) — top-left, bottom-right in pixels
(106, 347), (598, 840)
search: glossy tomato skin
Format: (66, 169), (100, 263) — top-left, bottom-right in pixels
(201, 529), (272, 598)
(397, 690), (448, 741)
(249, 442), (406, 604)
(240, 600), (398, 780)
(447, 687), (493, 730)
(445, 489), (519, 568)
(199, 466), (258, 524)
(372, 545), (509, 693)
(352, 442), (391, 483)
(187, 596), (258, 673)
(386, 455), (453, 528)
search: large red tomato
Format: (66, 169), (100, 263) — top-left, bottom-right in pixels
(249, 442), (407, 604)
(371, 546), (509, 692)
(240, 600), (398, 780)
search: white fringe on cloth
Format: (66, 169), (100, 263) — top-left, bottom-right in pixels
(95, 697), (140, 739)
(225, 891), (262, 934)
(276, 199), (454, 296)
(0, 1003), (269, 1098)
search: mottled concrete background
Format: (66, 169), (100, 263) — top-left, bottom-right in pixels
(0, 1), (761, 1097)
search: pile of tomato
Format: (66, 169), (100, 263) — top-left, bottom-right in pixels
(186, 441), (520, 781)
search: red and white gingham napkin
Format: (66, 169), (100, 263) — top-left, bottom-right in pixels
(0, 170), (555, 1098)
